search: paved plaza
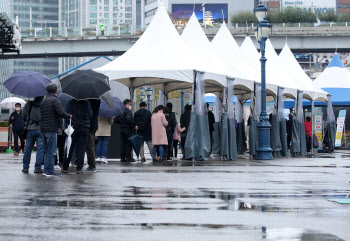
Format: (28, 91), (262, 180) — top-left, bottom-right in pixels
(0, 151), (349, 241)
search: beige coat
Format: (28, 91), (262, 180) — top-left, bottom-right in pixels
(96, 116), (114, 137)
(151, 112), (168, 145)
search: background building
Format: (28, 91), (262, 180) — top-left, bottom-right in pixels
(144, 0), (255, 27)
(337, 0), (350, 13)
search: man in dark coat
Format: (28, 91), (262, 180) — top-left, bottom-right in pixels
(40, 83), (71, 177)
(134, 102), (152, 162)
(63, 99), (92, 174)
(286, 113), (293, 149)
(180, 104), (192, 159)
(9, 103), (26, 156)
(207, 103), (215, 152)
(85, 99), (100, 172)
(115, 99), (136, 162)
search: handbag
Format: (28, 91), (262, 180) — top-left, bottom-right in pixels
(173, 127), (179, 141)
(313, 134), (319, 148)
(22, 102), (33, 140)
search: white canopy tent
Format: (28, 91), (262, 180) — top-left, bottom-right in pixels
(95, 2), (226, 98)
(279, 43), (328, 102)
(181, 14), (253, 96)
(265, 39), (299, 99)
(314, 53), (350, 90)
(240, 36), (278, 97)
(211, 23), (259, 99)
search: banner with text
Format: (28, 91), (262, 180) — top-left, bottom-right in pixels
(314, 107), (323, 150)
(335, 110), (346, 147)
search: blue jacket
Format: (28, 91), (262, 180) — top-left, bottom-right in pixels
(9, 111), (26, 131)
(65, 99), (92, 130)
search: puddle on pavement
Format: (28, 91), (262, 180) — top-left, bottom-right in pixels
(22, 187), (349, 214)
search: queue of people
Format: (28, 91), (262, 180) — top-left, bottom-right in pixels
(16, 83), (219, 175)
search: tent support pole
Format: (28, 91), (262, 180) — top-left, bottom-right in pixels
(193, 70), (197, 107)
(130, 78), (135, 114)
(311, 99), (315, 156)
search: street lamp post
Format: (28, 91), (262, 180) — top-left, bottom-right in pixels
(146, 87), (153, 111)
(140, 92), (145, 103)
(254, 2), (273, 160)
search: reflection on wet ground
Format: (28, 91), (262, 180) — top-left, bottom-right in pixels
(0, 151), (349, 240)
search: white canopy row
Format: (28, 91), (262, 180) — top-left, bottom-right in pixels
(95, 1), (328, 103)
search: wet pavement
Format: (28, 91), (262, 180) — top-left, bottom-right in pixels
(0, 151), (349, 241)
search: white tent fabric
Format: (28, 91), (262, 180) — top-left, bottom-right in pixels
(265, 39), (298, 99)
(95, 2), (221, 94)
(279, 43), (328, 101)
(314, 53), (350, 89)
(181, 14), (246, 93)
(240, 36), (278, 96)
(211, 23), (256, 93)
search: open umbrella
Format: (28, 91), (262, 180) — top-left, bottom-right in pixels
(0, 97), (26, 109)
(4, 71), (51, 98)
(99, 97), (124, 117)
(64, 120), (74, 157)
(57, 91), (72, 109)
(59, 69), (111, 100)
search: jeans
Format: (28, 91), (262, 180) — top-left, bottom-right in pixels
(140, 140), (153, 159)
(64, 128), (89, 171)
(120, 128), (133, 161)
(96, 136), (110, 158)
(173, 140), (179, 158)
(86, 131), (96, 169)
(57, 132), (67, 166)
(13, 129), (24, 153)
(42, 132), (57, 175)
(23, 130), (44, 170)
(153, 145), (164, 159)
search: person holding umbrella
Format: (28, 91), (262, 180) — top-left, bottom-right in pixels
(40, 83), (72, 177)
(115, 99), (137, 162)
(9, 103), (26, 156)
(62, 99), (92, 174)
(22, 96), (44, 173)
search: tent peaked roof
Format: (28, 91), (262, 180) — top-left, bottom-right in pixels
(327, 53), (344, 68)
(95, 2), (203, 93)
(279, 43), (328, 101)
(211, 24), (257, 91)
(265, 39), (298, 98)
(181, 13), (240, 89)
(314, 53), (350, 89)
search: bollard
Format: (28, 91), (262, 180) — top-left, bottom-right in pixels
(50, 27), (52, 38)
(6, 125), (13, 153)
(80, 27), (83, 37)
(65, 27), (68, 37)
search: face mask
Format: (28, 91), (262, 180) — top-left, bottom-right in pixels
(129, 106), (132, 110)
(15, 107), (20, 111)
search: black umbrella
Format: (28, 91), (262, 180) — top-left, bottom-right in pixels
(59, 70), (111, 100)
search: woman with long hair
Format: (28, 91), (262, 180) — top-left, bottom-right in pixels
(151, 105), (168, 162)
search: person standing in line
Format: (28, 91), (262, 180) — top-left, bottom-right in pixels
(180, 104), (192, 159)
(173, 116), (186, 161)
(207, 103), (215, 153)
(166, 102), (178, 159)
(95, 116), (114, 164)
(115, 99), (136, 162)
(85, 99), (100, 172)
(305, 116), (312, 153)
(134, 102), (153, 162)
(151, 105), (168, 162)
(62, 99), (92, 174)
(22, 96), (44, 173)
(286, 113), (293, 149)
(163, 107), (176, 161)
(40, 83), (71, 177)
(9, 103), (26, 156)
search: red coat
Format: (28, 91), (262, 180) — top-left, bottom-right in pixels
(304, 121), (312, 137)
(151, 112), (168, 145)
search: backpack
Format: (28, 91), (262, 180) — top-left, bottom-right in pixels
(135, 113), (148, 132)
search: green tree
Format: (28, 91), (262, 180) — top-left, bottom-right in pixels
(318, 9), (337, 22)
(267, 7), (316, 23)
(337, 12), (350, 22)
(230, 11), (256, 24)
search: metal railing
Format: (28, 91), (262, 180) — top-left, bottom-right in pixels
(20, 22), (350, 40)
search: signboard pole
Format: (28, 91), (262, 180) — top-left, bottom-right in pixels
(314, 107), (323, 150)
